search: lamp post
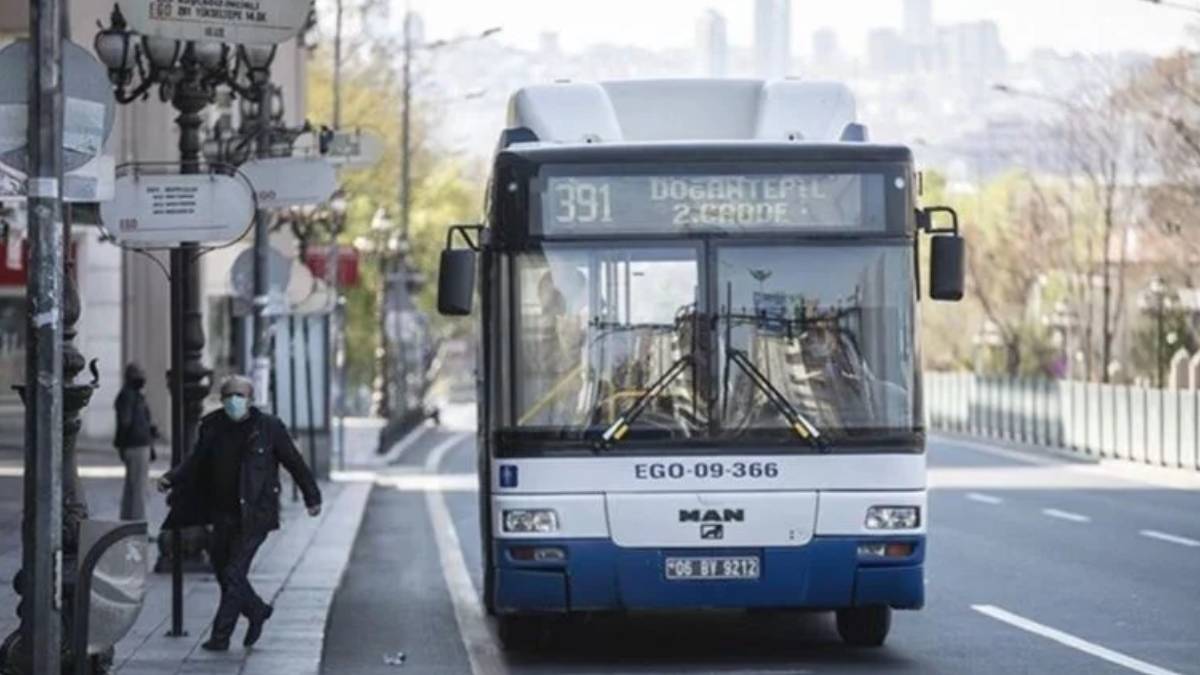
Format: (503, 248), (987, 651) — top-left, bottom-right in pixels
(93, 5), (276, 637)
(368, 208), (396, 417)
(1143, 276), (1177, 388)
(1044, 300), (1079, 379)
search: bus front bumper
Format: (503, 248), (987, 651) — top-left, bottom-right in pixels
(493, 536), (925, 614)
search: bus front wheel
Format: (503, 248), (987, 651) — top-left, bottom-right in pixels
(836, 606), (891, 647)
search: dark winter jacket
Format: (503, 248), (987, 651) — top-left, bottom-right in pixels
(114, 386), (155, 449)
(162, 407), (321, 534)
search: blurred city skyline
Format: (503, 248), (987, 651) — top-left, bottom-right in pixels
(400, 0), (1195, 59)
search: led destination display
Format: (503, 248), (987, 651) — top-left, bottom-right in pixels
(541, 173), (885, 234)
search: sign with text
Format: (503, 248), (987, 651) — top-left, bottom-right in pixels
(101, 171), (255, 246)
(117, 0), (311, 45)
(540, 172), (886, 235)
(240, 156), (337, 209)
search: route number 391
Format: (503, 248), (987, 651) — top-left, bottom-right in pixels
(553, 182), (613, 224)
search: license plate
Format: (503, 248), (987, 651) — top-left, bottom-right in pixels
(664, 556), (760, 580)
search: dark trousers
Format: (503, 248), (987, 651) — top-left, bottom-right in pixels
(208, 514), (269, 639)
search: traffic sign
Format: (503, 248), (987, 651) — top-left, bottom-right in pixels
(100, 169), (255, 246)
(323, 129), (385, 169)
(240, 157), (337, 209)
(116, 0), (311, 45)
(0, 39), (115, 174)
(229, 245), (292, 300)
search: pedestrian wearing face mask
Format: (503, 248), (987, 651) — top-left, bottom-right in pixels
(156, 375), (322, 652)
(114, 363), (158, 520)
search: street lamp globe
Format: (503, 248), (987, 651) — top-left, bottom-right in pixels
(142, 35), (182, 71)
(94, 27), (136, 77)
(330, 193), (349, 218)
(1149, 276), (1167, 298)
(370, 208), (394, 232)
(191, 41), (227, 72)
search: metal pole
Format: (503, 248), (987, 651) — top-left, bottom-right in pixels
(22, 0), (66, 671)
(251, 83), (273, 409)
(302, 316), (318, 476)
(331, 0), (345, 470)
(401, 13), (412, 248)
(289, 317), (299, 502)
(167, 248), (185, 637)
(1157, 300), (1164, 388)
(334, 0), (344, 129)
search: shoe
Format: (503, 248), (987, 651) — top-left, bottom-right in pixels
(243, 604), (274, 647)
(201, 638), (230, 652)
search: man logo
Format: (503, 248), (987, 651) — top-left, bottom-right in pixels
(679, 509), (745, 523)
(700, 524), (724, 540)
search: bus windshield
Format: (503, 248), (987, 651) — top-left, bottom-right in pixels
(509, 242), (915, 449)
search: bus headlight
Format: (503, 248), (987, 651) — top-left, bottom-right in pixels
(503, 509), (559, 533)
(865, 506), (920, 530)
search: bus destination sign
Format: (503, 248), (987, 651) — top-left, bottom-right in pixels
(541, 173), (883, 234)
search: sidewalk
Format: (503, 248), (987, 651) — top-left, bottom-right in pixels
(0, 429), (376, 675)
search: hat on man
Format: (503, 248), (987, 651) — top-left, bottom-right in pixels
(219, 375), (254, 399)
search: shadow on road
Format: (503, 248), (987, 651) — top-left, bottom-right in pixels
(504, 610), (920, 673)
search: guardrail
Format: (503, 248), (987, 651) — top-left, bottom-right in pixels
(925, 372), (1200, 472)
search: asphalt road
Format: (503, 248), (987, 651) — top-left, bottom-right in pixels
(323, 405), (1200, 675)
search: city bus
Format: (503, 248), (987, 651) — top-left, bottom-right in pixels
(437, 79), (965, 650)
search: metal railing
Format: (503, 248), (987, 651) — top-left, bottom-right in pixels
(924, 372), (1200, 471)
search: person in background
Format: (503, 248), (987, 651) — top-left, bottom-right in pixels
(157, 375), (322, 652)
(113, 363), (157, 521)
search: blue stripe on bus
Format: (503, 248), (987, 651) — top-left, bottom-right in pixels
(493, 536), (925, 613)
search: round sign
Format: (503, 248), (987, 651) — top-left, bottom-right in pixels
(0, 39), (116, 174)
(230, 245), (293, 301)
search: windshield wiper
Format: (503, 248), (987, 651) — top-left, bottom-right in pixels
(597, 354), (693, 449)
(726, 348), (826, 451)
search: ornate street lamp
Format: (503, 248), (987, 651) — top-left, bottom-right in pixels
(1043, 300), (1079, 379)
(1142, 276), (1178, 388)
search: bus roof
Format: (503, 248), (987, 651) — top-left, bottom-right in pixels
(497, 141), (913, 167)
(506, 79), (865, 146)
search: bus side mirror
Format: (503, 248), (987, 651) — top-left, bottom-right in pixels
(438, 249), (476, 316)
(929, 235), (965, 301)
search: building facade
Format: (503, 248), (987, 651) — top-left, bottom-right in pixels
(0, 0), (311, 444)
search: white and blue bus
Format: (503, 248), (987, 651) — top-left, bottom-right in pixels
(437, 79), (965, 649)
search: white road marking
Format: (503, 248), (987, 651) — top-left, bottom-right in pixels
(424, 434), (509, 675)
(0, 466), (167, 479)
(1139, 530), (1200, 548)
(379, 419), (434, 464)
(966, 492), (1003, 505)
(972, 605), (1182, 675)
(1042, 508), (1091, 523)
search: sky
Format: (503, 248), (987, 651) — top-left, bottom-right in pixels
(398, 0), (1198, 59)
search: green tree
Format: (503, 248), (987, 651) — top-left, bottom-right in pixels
(305, 44), (482, 395)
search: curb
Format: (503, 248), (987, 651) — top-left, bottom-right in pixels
(239, 480), (374, 675)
